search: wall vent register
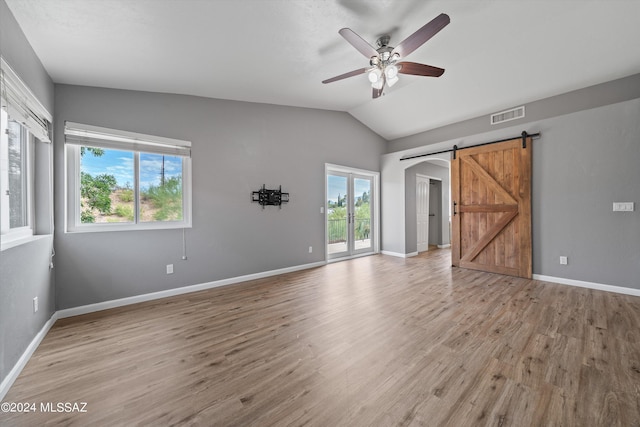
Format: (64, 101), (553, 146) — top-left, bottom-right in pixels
(490, 106), (525, 125)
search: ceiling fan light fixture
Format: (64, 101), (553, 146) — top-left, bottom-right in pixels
(368, 68), (382, 83)
(387, 75), (399, 87)
(385, 64), (398, 80)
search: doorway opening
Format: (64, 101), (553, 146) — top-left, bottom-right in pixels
(405, 160), (451, 256)
(416, 175), (444, 253)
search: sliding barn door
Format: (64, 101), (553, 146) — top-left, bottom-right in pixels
(451, 137), (532, 278)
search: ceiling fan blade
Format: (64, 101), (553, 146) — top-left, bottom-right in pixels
(339, 28), (379, 58)
(392, 13), (450, 58)
(397, 62), (445, 77)
(322, 67), (370, 84)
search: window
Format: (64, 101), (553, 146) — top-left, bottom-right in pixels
(1, 57), (53, 250)
(0, 108), (33, 242)
(64, 122), (192, 232)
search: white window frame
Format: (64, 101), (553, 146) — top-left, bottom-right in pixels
(1, 57), (52, 251)
(0, 110), (34, 248)
(64, 122), (192, 233)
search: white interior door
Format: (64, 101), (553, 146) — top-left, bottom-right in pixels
(416, 174), (430, 253)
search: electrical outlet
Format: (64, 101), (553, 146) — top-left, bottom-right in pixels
(166, 264), (174, 274)
(559, 256), (568, 265)
(309, 246), (313, 253)
(33, 297), (38, 313)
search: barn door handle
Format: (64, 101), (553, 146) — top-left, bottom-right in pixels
(453, 201), (458, 216)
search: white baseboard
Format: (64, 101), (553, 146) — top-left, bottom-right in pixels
(532, 274), (640, 297)
(437, 244), (451, 249)
(381, 250), (418, 258)
(57, 261), (327, 319)
(0, 311), (59, 401)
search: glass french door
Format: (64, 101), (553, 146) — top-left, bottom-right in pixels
(327, 170), (374, 259)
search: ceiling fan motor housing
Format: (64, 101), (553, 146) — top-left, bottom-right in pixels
(376, 34), (391, 48)
(371, 42), (397, 68)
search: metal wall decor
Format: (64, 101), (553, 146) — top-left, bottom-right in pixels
(252, 185), (289, 209)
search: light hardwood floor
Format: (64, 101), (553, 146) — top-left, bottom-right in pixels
(3, 250), (640, 426)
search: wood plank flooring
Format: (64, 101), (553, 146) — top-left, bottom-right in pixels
(2, 249), (640, 426)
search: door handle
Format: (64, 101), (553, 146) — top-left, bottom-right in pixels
(453, 201), (457, 216)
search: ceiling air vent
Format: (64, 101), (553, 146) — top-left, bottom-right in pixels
(490, 106), (525, 125)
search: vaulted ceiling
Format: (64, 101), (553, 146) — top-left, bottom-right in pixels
(6, 0), (640, 140)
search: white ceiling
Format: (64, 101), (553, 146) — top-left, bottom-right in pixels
(6, 0), (640, 140)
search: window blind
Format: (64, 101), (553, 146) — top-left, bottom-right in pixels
(64, 121), (191, 157)
(0, 57), (52, 143)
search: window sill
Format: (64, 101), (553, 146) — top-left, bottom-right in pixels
(1, 234), (50, 252)
(66, 221), (192, 234)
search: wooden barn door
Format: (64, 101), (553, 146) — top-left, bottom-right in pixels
(451, 137), (532, 278)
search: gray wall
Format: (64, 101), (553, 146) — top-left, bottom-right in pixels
(404, 162), (450, 254)
(388, 73), (640, 154)
(0, 236), (55, 383)
(0, 0), (54, 113)
(54, 85), (386, 309)
(530, 98), (640, 287)
(0, 0), (55, 390)
(389, 85), (640, 289)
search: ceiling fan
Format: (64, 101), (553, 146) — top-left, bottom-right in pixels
(322, 13), (450, 99)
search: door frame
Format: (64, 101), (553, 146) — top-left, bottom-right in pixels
(325, 163), (380, 262)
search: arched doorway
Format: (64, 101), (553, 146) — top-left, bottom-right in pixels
(380, 149), (450, 258)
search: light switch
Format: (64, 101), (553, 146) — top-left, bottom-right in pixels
(613, 202), (634, 212)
